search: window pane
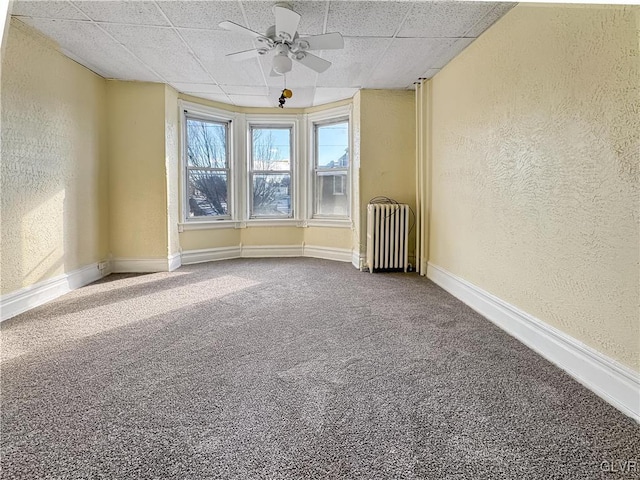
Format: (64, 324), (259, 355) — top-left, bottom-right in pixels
(188, 170), (228, 217)
(187, 118), (227, 168)
(316, 172), (348, 217)
(252, 128), (291, 171)
(317, 122), (348, 168)
(252, 174), (291, 217)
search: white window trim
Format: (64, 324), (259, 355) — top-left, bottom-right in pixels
(306, 105), (352, 226)
(180, 100), (238, 224)
(245, 114), (302, 223)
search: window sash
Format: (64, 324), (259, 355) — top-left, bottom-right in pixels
(184, 114), (232, 220)
(313, 119), (349, 218)
(249, 125), (294, 218)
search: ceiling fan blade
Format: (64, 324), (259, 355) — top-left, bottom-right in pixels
(299, 32), (344, 51)
(274, 6), (301, 40)
(226, 49), (260, 62)
(219, 21), (265, 39)
(293, 52), (331, 73)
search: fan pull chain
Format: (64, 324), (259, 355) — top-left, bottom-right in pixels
(278, 74), (293, 108)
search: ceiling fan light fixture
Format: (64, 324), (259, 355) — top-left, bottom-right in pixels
(272, 53), (292, 74)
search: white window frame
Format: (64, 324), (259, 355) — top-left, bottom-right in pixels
(245, 114), (301, 224)
(307, 105), (352, 226)
(180, 101), (237, 224)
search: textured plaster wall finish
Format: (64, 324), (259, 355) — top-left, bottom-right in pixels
(428, 5), (640, 371)
(165, 85), (180, 258)
(357, 90), (416, 260)
(179, 229), (241, 252)
(241, 227), (303, 246)
(1, 19), (108, 295)
(1, 0), (11, 56)
(106, 81), (168, 260)
(304, 227), (352, 249)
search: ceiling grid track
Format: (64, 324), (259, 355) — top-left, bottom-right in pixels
(152, 0), (235, 104)
(64, 0), (168, 84)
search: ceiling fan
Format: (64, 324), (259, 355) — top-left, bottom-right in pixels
(219, 3), (344, 76)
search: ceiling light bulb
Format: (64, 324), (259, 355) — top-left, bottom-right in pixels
(272, 54), (292, 74)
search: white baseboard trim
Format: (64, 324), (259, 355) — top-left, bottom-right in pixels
(168, 253), (182, 272)
(304, 245), (351, 263)
(241, 245), (303, 258)
(181, 246), (241, 265)
(1, 262), (107, 322)
(182, 245), (356, 266)
(352, 250), (364, 270)
(112, 257), (173, 273)
(427, 262), (640, 422)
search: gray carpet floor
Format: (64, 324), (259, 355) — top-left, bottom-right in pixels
(1, 258), (638, 479)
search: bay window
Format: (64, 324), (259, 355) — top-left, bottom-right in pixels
(180, 101), (351, 228)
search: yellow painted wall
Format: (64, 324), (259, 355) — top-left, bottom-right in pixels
(241, 227), (303, 246)
(180, 229), (241, 252)
(356, 90), (416, 261)
(1, 19), (108, 294)
(428, 5), (639, 370)
(165, 85), (180, 258)
(106, 81), (168, 260)
(304, 227), (352, 249)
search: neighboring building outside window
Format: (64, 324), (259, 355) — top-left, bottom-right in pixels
(314, 120), (349, 218)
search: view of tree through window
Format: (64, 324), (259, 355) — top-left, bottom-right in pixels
(315, 121), (349, 217)
(186, 118), (229, 218)
(250, 127), (292, 217)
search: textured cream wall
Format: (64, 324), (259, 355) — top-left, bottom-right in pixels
(106, 81), (168, 260)
(357, 90), (416, 259)
(304, 227), (352, 249)
(165, 86), (180, 257)
(180, 229), (241, 252)
(429, 5), (639, 370)
(241, 227), (303, 246)
(1, 19), (108, 294)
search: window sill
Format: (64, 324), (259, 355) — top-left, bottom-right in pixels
(179, 218), (353, 231)
(306, 219), (352, 229)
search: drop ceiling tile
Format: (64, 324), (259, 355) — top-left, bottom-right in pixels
(398, 2), (496, 38)
(11, 0), (87, 20)
(326, 1), (412, 37)
(178, 28), (264, 85)
(362, 37), (456, 88)
(432, 37), (475, 69)
(185, 92), (232, 104)
(313, 87), (358, 106)
(316, 37), (391, 88)
(157, 1), (244, 30)
(220, 85), (268, 96)
(420, 68), (441, 80)
(243, 1), (327, 37)
(18, 18), (161, 81)
(464, 3), (516, 38)
(171, 83), (224, 95)
(100, 23), (211, 83)
(72, 1), (169, 26)
(228, 95), (274, 108)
